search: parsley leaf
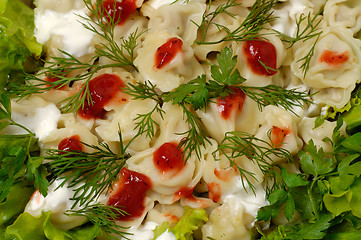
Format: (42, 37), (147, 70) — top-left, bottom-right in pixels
(211, 47), (246, 85)
(299, 139), (336, 176)
(0, 93), (49, 201)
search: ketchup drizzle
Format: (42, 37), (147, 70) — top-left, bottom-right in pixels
(207, 182), (221, 203)
(153, 142), (185, 174)
(155, 37), (183, 69)
(319, 50), (349, 66)
(100, 0), (137, 25)
(243, 39), (277, 76)
(78, 73), (124, 119)
(271, 126), (290, 147)
(216, 87), (246, 120)
(58, 135), (83, 153)
(107, 168), (152, 221)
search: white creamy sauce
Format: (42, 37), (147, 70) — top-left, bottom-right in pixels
(128, 221), (176, 240)
(34, 8), (94, 57)
(25, 179), (77, 217)
(272, 0), (308, 37)
(222, 176), (268, 219)
(146, 0), (180, 9)
(25, 179), (108, 230)
(25, 180), (86, 230)
(156, 230), (177, 240)
(4, 103), (60, 141)
(127, 221), (157, 240)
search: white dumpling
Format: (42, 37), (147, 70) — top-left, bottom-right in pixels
(134, 31), (204, 92)
(253, 106), (303, 163)
(324, 0), (361, 36)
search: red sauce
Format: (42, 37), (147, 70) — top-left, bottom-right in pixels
(107, 168), (152, 221)
(174, 186), (195, 201)
(58, 135), (83, 152)
(45, 76), (66, 90)
(100, 0), (137, 25)
(207, 182), (221, 203)
(216, 87), (246, 120)
(243, 39), (277, 76)
(271, 126), (290, 147)
(153, 142), (185, 174)
(319, 50), (349, 65)
(155, 37), (183, 69)
(174, 186), (212, 208)
(214, 168), (237, 182)
(78, 73), (124, 119)
(164, 214), (180, 223)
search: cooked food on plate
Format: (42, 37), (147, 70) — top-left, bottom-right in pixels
(1, 0), (361, 239)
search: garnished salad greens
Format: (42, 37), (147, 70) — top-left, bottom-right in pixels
(2, 0), (361, 239)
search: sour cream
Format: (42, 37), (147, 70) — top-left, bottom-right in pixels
(3, 103), (61, 141)
(272, 0), (309, 37)
(127, 221), (176, 240)
(221, 176), (268, 220)
(34, 8), (94, 57)
(25, 179), (108, 230)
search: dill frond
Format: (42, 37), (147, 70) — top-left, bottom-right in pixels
(46, 139), (130, 208)
(195, 0), (276, 45)
(66, 203), (131, 239)
(216, 131), (291, 194)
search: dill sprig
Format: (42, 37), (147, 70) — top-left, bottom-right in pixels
(13, 52), (122, 113)
(216, 131), (291, 194)
(10, 0), (143, 113)
(274, 10), (323, 77)
(124, 47), (311, 160)
(66, 203), (131, 239)
(45, 132), (130, 208)
(124, 81), (212, 160)
(80, 0), (144, 70)
(241, 85), (313, 115)
(123, 81), (165, 140)
(178, 104), (212, 160)
(195, 0), (276, 45)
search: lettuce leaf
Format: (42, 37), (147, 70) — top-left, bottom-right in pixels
(0, 0), (42, 90)
(0, 182), (34, 227)
(152, 207), (208, 240)
(4, 211), (101, 240)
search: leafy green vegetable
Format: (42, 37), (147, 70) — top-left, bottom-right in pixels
(0, 93), (48, 202)
(0, 182), (34, 227)
(4, 211), (101, 240)
(152, 207), (208, 240)
(255, 117), (361, 239)
(0, 0), (42, 90)
(299, 139), (337, 176)
(163, 47), (245, 111)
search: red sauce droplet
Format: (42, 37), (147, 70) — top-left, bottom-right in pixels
(153, 142), (185, 174)
(155, 37), (183, 69)
(78, 73), (124, 119)
(107, 168), (152, 221)
(216, 87), (246, 120)
(58, 135), (83, 153)
(214, 168), (237, 182)
(207, 182), (221, 203)
(100, 0), (137, 25)
(45, 71), (68, 90)
(319, 50), (349, 65)
(271, 126), (290, 147)
(174, 186), (195, 201)
(164, 214), (180, 223)
(243, 39), (277, 76)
